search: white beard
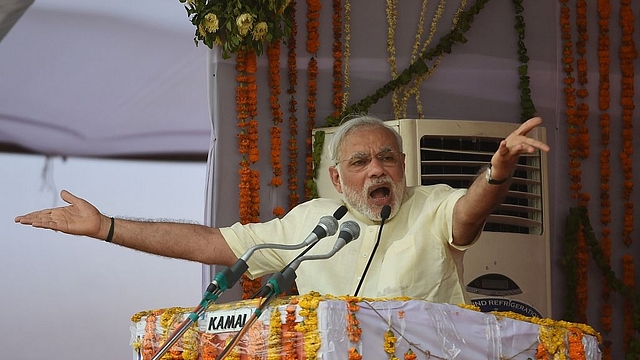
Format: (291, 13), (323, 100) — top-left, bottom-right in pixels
(340, 175), (405, 221)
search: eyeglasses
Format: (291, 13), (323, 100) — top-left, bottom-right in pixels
(337, 149), (402, 172)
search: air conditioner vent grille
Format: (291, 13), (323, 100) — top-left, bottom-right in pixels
(419, 135), (544, 235)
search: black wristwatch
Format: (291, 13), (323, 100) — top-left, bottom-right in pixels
(485, 163), (511, 185)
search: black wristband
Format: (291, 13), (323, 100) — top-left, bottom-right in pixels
(105, 217), (115, 243)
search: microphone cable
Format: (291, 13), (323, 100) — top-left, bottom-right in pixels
(353, 205), (391, 296)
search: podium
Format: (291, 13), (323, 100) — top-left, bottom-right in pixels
(131, 293), (601, 359)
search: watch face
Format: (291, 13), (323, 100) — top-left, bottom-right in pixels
(486, 164), (508, 185)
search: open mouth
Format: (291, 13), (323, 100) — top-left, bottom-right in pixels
(369, 186), (390, 200)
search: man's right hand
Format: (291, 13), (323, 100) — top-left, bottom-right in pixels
(14, 190), (109, 240)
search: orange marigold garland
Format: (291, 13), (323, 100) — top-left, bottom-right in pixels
(305, 0), (320, 200)
(622, 254), (636, 352)
(237, 49), (252, 225)
(342, 0), (351, 111)
(619, 0), (636, 248)
(283, 302), (299, 359)
(142, 312), (159, 360)
(201, 333), (219, 360)
(286, 8), (300, 209)
(576, 223), (589, 324)
(622, 254), (635, 353)
(331, 0), (344, 118)
(568, 328), (587, 359)
(267, 41), (285, 218)
(306, 0), (321, 54)
(620, 1), (636, 351)
(285, 0), (300, 210)
(597, 2), (613, 358)
(561, 0), (591, 329)
(305, 57), (319, 201)
(345, 296), (362, 360)
(560, 1), (578, 196)
(574, 0), (590, 326)
(574, 0), (591, 208)
(237, 48), (262, 299)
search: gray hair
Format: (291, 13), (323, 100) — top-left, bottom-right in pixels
(328, 115), (403, 164)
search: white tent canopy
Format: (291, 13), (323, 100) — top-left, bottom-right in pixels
(0, 0), (211, 160)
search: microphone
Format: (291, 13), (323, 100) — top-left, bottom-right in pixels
(281, 220), (361, 289)
(250, 206), (347, 299)
(333, 204), (348, 221)
(279, 205), (348, 261)
(256, 220), (361, 298)
(219, 214), (337, 293)
(217, 221), (361, 360)
(353, 205), (391, 296)
(302, 214), (342, 247)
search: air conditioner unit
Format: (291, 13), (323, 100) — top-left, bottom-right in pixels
(313, 118), (551, 318)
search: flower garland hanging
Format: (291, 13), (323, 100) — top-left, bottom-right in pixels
(560, 0), (581, 201)
(267, 41), (286, 218)
(295, 292), (322, 359)
(331, 0), (344, 118)
(342, 0), (352, 112)
(619, 3), (636, 356)
(141, 311), (159, 360)
(383, 329), (399, 360)
(576, 222), (589, 324)
(622, 254), (635, 352)
(285, 1), (300, 211)
(596, 2), (613, 358)
(266, 302), (282, 360)
(283, 302), (298, 360)
(181, 0), (292, 59)
(181, 325), (199, 360)
(399, 0), (455, 119)
(564, 207), (640, 359)
(513, 0), (537, 122)
(560, 0), (591, 328)
(345, 296), (362, 359)
(568, 328), (587, 359)
(325, 0), (492, 126)
(305, 0), (321, 201)
(385, 0), (400, 118)
(236, 49), (251, 225)
(619, 0), (636, 248)
(575, 0), (590, 209)
(237, 48), (263, 299)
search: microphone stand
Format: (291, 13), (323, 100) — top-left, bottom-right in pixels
(217, 221), (360, 360)
(151, 260), (249, 360)
(152, 208), (346, 359)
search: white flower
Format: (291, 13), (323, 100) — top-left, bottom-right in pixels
(236, 13), (255, 37)
(252, 22), (268, 41)
(202, 13), (219, 33)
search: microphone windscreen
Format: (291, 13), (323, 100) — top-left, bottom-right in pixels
(380, 205), (391, 221)
(333, 205), (348, 220)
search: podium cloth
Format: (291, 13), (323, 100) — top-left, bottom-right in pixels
(131, 294), (601, 359)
